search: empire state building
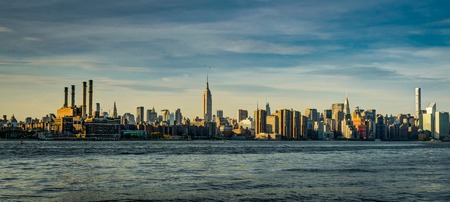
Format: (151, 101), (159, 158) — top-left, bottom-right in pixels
(203, 76), (212, 121)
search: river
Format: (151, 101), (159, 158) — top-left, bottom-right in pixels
(1, 140), (449, 201)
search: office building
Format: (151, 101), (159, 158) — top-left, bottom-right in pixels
(136, 106), (144, 123)
(175, 109), (183, 125)
(276, 109), (292, 139)
(203, 75), (212, 121)
(435, 112), (449, 139)
(254, 109), (266, 135)
(237, 109), (248, 122)
(415, 88), (422, 129)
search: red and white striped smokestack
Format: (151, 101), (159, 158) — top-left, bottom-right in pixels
(82, 81), (87, 116)
(88, 80), (93, 117)
(71, 85), (75, 107)
(64, 87), (68, 108)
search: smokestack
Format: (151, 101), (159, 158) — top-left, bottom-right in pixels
(82, 81), (87, 117)
(89, 80), (93, 117)
(71, 85), (75, 108)
(64, 87), (68, 108)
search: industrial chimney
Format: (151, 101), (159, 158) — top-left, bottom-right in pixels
(71, 85), (75, 108)
(82, 81), (87, 117)
(64, 87), (68, 108)
(89, 80), (93, 117)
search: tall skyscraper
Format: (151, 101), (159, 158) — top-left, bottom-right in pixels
(266, 102), (271, 116)
(435, 112), (449, 139)
(113, 101), (117, 118)
(422, 102), (436, 137)
(276, 109), (292, 139)
(237, 109), (248, 122)
(147, 106), (158, 123)
(291, 110), (301, 139)
(161, 109), (170, 122)
(175, 108), (183, 125)
(203, 75), (212, 121)
(305, 108), (318, 122)
(254, 109), (266, 134)
(136, 106), (144, 123)
(416, 88), (422, 129)
(344, 96), (351, 120)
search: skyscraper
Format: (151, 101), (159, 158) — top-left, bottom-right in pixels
(216, 110), (223, 119)
(175, 108), (183, 125)
(113, 101), (117, 118)
(161, 109), (170, 122)
(344, 96), (351, 120)
(147, 106), (158, 123)
(203, 75), (212, 121)
(237, 109), (248, 122)
(416, 88), (422, 129)
(265, 102), (271, 116)
(136, 106), (144, 123)
(435, 112), (449, 139)
(254, 109), (266, 135)
(276, 109), (292, 139)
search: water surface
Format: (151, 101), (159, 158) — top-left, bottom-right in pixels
(1, 141), (449, 201)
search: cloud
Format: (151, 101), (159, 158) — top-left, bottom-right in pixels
(306, 66), (400, 80)
(0, 26), (13, 32)
(23, 37), (42, 41)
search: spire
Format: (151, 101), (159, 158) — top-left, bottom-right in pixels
(113, 101), (117, 118)
(206, 73), (209, 89)
(344, 94), (351, 119)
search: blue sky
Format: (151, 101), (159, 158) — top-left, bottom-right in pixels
(1, 0), (449, 121)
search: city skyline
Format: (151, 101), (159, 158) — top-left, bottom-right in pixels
(1, 0), (450, 121)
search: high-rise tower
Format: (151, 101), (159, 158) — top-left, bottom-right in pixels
(203, 75), (212, 121)
(344, 95), (351, 120)
(113, 101), (117, 118)
(415, 88), (422, 129)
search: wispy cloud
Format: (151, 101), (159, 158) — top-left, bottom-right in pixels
(0, 26), (13, 32)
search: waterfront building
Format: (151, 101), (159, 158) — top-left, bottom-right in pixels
(237, 109), (248, 122)
(305, 108), (318, 122)
(122, 113), (135, 125)
(203, 75), (212, 121)
(291, 110), (301, 139)
(169, 113), (175, 126)
(276, 109), (292, 139)
(266, 115), (279, 134)
(344, 96), (351, 120)
(239, 118), (253, 130)
(161, 109), (170, 123)
(254, 109), (266, 135)
(435, 112), (449, 139)
(136, 106), (144, 123)
(175, 109), (183, 126)
(147, 106), (158, 123)
(331, 103), (344, 134)
(416, 88), (422, 129)
(423, 103), (436, 137)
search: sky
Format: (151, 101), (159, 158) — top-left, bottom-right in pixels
(1, 0), (449, 121)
